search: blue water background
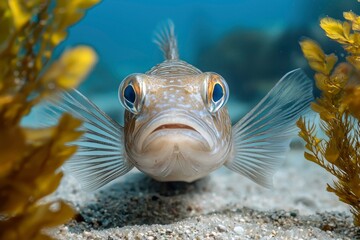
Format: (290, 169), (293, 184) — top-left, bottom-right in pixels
(54, 0), (360, 123)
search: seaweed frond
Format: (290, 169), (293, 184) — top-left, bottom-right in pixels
(298, 10), (360, 226)
(0, 1), (99, 239)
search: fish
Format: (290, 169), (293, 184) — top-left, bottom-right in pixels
(44, 22), (313, 191)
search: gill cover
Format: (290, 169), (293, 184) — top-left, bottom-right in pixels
(202, 72), (229, 113)
(118, 74), (147, 114)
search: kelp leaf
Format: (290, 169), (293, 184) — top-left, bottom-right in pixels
(304, 152), (317, 163)
(40, 46), (97, 91)
(343, 86), (360, 120)
(21, 114), (82, 177)
(0, 0), (100, 239)
(23, 201), (74, 235)
(49, 0), (101, 46)
(314, 73), (330, 92)
(326, 183), (337, 194)
(0, 95), (14, 105)
(311, 102), (334, 121)
(300, 39), (337, 75)
(8, 0), (31, 30)
(50, 32), (67, 47)
(71, 0), (102, 9)
(344, 11), (360, 31)
(0, 201), (74, 240)
(347, 55), (360, 70)
(24, 127), (56, 146)
(0, 10), (14, 53)
(331, 63), (351, 85)
(0, 126), (26, 177)
(300, 10), (360, 227)
(320, 17), (351, 43)
(325, 139), (340, 164)
(300, 39), (327, 74)
(299, 39), (325, 62)
(0, 181), (30, 215)
(54, 114), (83, 143)
(325, 54), (338, 75)
(34, 172), (64, 200)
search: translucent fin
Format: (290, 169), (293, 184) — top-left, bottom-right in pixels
(44, 90), (133, 191)
(153, 20), (179, 60)
(226, 69), (313, 188)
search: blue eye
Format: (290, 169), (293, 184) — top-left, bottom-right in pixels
(119, 74), (146, 114)
(212, 83), (224, 102)
(201, 73), (229, 114)
(124, 85), (136, 104)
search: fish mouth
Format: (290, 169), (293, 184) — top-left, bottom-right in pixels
(153, 124), (197, 132)
(137, 114), (215, 151)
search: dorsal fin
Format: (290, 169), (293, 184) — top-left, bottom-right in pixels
(153, 20), (179, 60)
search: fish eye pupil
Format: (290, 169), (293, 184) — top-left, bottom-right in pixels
(212, 83), (223, 102)
(124, 85), (136, 103)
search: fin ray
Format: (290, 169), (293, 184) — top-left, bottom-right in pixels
(226, 69), (313, 188)
(153, 20), (179, 60)
(42, 90), (133, 191)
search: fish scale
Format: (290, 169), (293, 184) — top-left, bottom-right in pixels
(147, 60), (202, 77)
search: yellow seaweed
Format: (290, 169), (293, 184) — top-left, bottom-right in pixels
(298, 9), (360, 226)
(0, 1), (99, 239)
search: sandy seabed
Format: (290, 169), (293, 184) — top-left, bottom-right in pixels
(49, 150), (360, 240)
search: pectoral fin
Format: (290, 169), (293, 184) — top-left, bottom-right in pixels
(226, 69), (313, 187)
(43, 90), (133, 191)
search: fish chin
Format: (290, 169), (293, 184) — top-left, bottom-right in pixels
(131, 115), (223, 181)
(138, 135), (215, 182)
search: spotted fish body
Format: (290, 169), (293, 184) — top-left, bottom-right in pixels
(123, 60), (232, 182)
(46, 23), (313, 191)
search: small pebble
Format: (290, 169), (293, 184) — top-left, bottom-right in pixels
(290, 210), (298, 217)
(234, 226), (245, 234)
(217, 224), (227, 232)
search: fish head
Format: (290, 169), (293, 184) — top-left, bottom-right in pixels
(119, 60), (232, 182)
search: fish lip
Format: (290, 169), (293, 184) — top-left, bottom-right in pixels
(152, 123), (197, 132)
(137, 114), (215, 151)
